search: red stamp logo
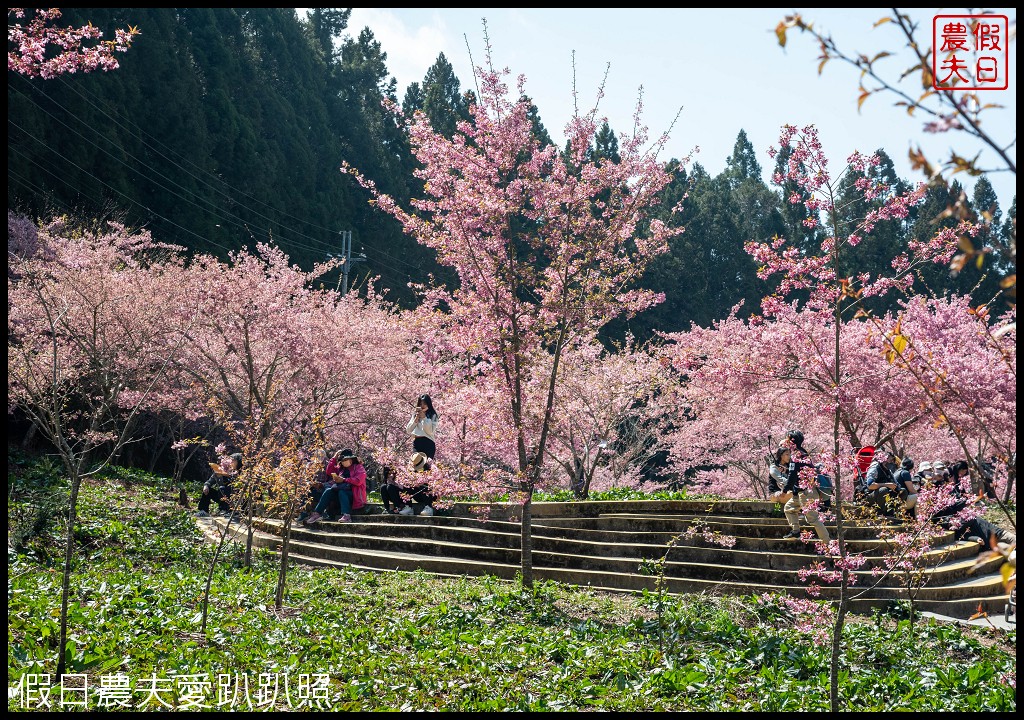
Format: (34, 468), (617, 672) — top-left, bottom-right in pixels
(932, 14), (1009, 90)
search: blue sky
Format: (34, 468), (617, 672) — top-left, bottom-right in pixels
(342, 7), (1017, 212)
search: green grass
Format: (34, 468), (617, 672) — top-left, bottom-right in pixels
(7, 451), (1016, 711)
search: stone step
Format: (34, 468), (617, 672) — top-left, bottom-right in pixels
(532, 515), (914, 540)
(597, 511), (927, 532)
(260, 518), (978, 571)
(340, 505), (905, 535)
(448, 499), (779, 520)
(251, 518), (1003, 594)
(208, 496), (1010, 621)
(288, 510), (923, 543)
(275, 538), (1008, 610)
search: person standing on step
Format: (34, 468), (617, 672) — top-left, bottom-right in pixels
(406, 394), (438, 461)
(780, 430), (831, 542)
(305, 449), (366, 525)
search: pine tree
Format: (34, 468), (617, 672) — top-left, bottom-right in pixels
(416, 53), (469, 139)
(724, 129), (761, 188)
(772, 142), (821, 253)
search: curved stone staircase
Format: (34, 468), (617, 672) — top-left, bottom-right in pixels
(210, 499), (1012, 619)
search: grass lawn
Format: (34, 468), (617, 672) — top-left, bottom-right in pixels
(7, 451), (1016, 711)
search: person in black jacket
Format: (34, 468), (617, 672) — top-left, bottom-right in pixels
(196, 453), (241, 517)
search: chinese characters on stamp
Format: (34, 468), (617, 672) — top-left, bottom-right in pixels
(933, 14), (1009, 90)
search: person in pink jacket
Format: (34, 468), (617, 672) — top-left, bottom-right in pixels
(305, 449), (366, 525)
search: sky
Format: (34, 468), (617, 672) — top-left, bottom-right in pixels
(340, 7), (1017, 212)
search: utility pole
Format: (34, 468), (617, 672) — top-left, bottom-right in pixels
(338, 230), (366, 295)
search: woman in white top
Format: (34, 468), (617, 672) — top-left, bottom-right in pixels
(406, 394), (438, 459)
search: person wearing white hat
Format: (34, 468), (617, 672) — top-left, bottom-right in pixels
(397, 451), (437, 516)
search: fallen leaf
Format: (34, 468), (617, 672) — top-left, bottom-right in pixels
(968, 602), (988, 621)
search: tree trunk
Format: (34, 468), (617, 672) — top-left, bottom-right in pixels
(55, 474), (82, 677)
(520, 484), (534, 589)
(828, 205), (848, 713)
(21, 421), (38, 449)
(1003, 460), (1016, 505)
(200, 516), (236, 635)
(829, 572), (849, 713)
(275, 519), (291, 610)
(147, 429), (168, 474)
(244, 485), (255, 567)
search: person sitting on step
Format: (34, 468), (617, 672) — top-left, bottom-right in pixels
(767, 445), (794, 506)
(298, 449), (335, 523)
(196, 453), (241, 518)
(891, 456), (919, 516)
(305, 449), (366, 525)
(396, 451), (437, 517)
(861, 450), (913, 517)
(378, 465), (405, 515)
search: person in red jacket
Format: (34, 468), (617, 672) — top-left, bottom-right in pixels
(305, 449), (366, 525)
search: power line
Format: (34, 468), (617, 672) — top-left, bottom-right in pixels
(11, 84), (425, 290)
(10, 151), (420, 294)
(48, 73), (430, 275)
(7, 142), (235, 252)
(9, 87), (325, 254)
(7, 167), (76, 215)
(9, 127), (418, 289)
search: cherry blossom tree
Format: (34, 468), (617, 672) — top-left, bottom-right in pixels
(654, 124), (948, 708)
(343, 26), (686, 586)
(735, 123), (1005, 710)
(545, 337), (666, 498)
(162, 246), (417, 564)
(873, 295), (1016, 506)
(8, 8), (138, 79)
(775, 9), (1016, 303)
(7, 213), (192, 677)
(658, 296), (1005, 500)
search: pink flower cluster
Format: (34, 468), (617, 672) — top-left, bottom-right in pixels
(8, 9), (138, 80)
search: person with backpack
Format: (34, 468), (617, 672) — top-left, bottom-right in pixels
(853, 445), (877, 502)
(862, 450), (915, 517)
(778, 430), (831, 542)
